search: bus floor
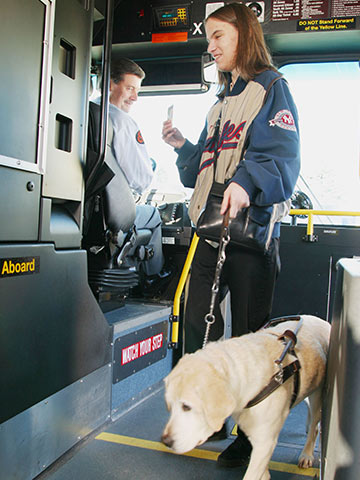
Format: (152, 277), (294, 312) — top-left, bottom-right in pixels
(37, 388), (320, 480)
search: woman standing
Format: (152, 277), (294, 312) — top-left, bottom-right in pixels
(162, 3), (300, 467)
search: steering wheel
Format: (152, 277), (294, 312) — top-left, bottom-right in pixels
(291, 191), (313, 218)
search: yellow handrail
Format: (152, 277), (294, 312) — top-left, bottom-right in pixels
(290, 209), (360, 236)
(169, 209), (360, 346)
(169, 233), (199, 347)
(290, 210), (360, 216)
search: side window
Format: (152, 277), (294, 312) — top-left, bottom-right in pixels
(131, 86), (218, 198)
(280, 62), (360, 226)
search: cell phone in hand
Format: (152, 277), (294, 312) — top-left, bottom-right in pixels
(167, 104), (174, 121)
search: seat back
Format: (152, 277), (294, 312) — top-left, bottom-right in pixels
(84, 101), (154, 298)
(87, 101), (136, 237)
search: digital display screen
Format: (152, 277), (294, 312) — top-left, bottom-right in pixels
(154, 5), (189, 30)
(160, 9), (178, 19)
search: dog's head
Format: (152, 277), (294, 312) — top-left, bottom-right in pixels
(161, 352), (236, 454)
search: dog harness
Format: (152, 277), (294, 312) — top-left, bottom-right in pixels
(245, 315), (303, 409)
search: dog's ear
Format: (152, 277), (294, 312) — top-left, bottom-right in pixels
(200, 380), (236, 433)
(164, 353), (191, 387)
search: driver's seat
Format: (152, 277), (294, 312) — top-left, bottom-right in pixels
(83, 101), (153, 299)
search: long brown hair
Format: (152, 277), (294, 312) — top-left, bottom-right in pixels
(206, 3), (277, 95)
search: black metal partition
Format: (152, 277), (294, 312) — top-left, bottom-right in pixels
(272, 224), (360, 320)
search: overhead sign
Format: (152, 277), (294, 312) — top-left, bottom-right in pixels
(297, 16), (356, 30)
(272, 0), (360, 21)
(246, 2), (265, 22)
(205, 2), (225, 18)
(152, 32), (188, 42)
(205, 2), (265, 22)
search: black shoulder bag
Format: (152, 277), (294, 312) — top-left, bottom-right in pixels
(196, 76), (283, 253)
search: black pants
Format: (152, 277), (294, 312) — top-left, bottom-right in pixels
(184, 238), (280, 353)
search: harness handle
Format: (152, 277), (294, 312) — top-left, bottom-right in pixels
(246, 316), (304, 409)
(275, 317), (304, 365)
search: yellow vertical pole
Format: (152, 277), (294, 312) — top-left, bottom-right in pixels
(307, 212), (314, 237)
(169, 233), (199, 348)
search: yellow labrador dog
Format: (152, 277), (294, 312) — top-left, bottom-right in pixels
(162, 315), (330, 480)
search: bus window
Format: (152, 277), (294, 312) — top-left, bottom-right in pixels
(133, 62), (360, 227)
(131, 85), (218, 199)
(280, 61), (360, 226)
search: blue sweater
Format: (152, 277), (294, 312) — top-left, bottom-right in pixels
(176, 70), (300, 236)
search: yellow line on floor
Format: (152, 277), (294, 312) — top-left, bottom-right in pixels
(96, 432), (219, 460)
(269, 460), (319, 476)
(96, 432), (320, 476)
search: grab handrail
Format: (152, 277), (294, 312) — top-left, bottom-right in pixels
(168, 233), (199, 349)
(168, 209), (360, 347)
(290, 209), (360, 240)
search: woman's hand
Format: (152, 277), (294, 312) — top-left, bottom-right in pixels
(162, 120), (186, 149)
(221, 182), (250, 218)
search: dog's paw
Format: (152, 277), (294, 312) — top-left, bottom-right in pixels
(298, 453), (314, 469)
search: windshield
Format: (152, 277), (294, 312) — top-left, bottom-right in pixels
(132, 61), (360, 225)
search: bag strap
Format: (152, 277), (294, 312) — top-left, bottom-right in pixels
(263, 75), (283, 106)
(211, 110), (223, 182)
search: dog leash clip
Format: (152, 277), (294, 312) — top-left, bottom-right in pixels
(204, 313), (216, 325)
(274, 363), (284, 384)
(202, 212), (231, 349)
